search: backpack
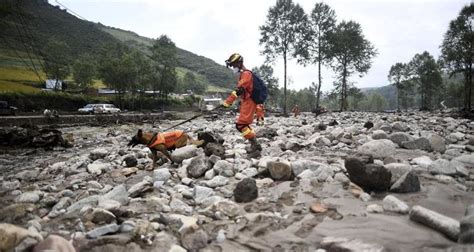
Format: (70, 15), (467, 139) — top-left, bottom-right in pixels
(248, 71), (268, 104)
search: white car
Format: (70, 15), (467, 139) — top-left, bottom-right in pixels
(78, 104), (96, 114)
(93, 104), (121, 114)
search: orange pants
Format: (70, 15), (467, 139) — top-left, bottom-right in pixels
(236, 98), (256, 139)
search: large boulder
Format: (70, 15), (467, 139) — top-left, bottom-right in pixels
(197, 131), (224, 145)
(357, 140), (397, 159)
(204, 143), (225, 158)
(186, 155), (210, 178)
(429, 134), (446, 153)
(233, 178), (258, 203)
(384, 163), (412, 184)
(345, 156), (392, 192)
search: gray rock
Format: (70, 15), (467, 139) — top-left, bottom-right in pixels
(86, 223), (119, 239)
(291, 159), (324, 176)
(267, 160), (293, 180)
(233, 178), (258, 203)
(170, 198), (192, 214)
(367, 204), (384, 213)
(411, 156), (433, 170)
(314, 165), (334, 182)
(120, 220), (136, 233)
(15, 191), (41, 203)
(390, 171), (420, 193)
(389, 132), (414, 147)
(205, 175), (229, 188)
(409, 205), (460, 241)
(86, 208), (116, 224)
(204, 143), (225, 158)
(204, 169), (215, 180)
(194, 186), (216, 204)
(358, 139), (397, 159)
(345, 157), (392, 192)
(128, 180), (153, 198)
(383, 195), (409, 214)
(123, 155), (138, 167)
(428, 159), (457, 175)
(257, 127), (278, 139)
(240, 168), (258, 178)
(402, 137), (432, 151)
(429, 134), (446, 153)
(1, 180), (20, 193)
(102, 184), (128, 205)
(181, 177), (193, 186)
(372, 130), (388, 140)
(181, 229), (208, 251)
(97, 199), (121, 211)
(187, 155), (209, 178)
(171, 145), (198, 163)
(87, 163), (109, 175)
(453, 154), (474, 167)
(213, 160), (234, 177)
(89, 148), (109, 160)
(154, 168), (171, 182)
(67, 195), (100, 213)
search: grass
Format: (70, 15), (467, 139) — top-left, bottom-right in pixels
(207, 84), (231, 93)
(0, 80), (40, 93)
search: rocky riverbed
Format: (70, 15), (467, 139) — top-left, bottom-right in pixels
(1, 111), (473, 251)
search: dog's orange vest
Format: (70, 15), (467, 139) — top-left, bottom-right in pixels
(148, 130), (184, 149)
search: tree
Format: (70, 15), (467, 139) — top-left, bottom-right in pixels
(440, 3), (473, 112)
(409, 51), (443, 110)
(182, 72), (207, 94)
(388, 62), (410, 111)
(252, 64), (279, 106)
(151, 35), (178, 98)
(259, 0), (308, 115)
(43, 39), (71, 90)
(327, 21), (377, 111)
(302, 2), (336, 110)
(347, 86), (364, 110)
(72, 54), (95, 89)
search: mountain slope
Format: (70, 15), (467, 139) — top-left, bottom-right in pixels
(0, 0), (234, 90)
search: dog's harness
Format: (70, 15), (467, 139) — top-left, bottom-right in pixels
(147, 130), (184, 149)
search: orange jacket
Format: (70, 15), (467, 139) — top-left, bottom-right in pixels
(224, 70), (253, 106)
(148, 130), (184, 149)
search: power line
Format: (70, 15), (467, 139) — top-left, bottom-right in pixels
(55, 0), (87, 21)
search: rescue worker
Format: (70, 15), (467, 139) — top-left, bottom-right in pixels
(223, 53), (262, 154)
(256, 104), (265, 126)
(292, 104), (300, 117)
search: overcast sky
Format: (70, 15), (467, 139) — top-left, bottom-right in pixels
(56, 0), (469, 91)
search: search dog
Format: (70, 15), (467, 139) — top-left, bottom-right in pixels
(128, 129), (204, 170)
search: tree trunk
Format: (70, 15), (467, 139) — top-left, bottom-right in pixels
(283, 51), (287, 116)
(316, 45), (322, 110)
(340, 66), (347, 111)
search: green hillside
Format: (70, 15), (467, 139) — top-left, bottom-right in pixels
(0, 0), (234, 92)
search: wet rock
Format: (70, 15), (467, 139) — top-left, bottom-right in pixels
(122, 155), (138, 167)
(383, 195), (409, 214)
(128, 180), (153, 197)
(409, 205), (460, 241)
(267, 160), (293, 180)
(204, 143), (225, 158)
(389, 132), (414, 147)
(213, 160), (234, 177)
(390, 171), (420, 193)
(86, 223), (120, 239)
(154, 168), (171, 182)
(233, 178), (258, 203)
(181, 229), (208, 251)
(171, 145), (198, 163)
(459, 204), (474, 243)
(345, 157), (391, 192)
(187, 155), (209, 178)
(89, 148), (109, 161)
(357, 139), (397, 159)
(194, 186), (216, 204)
(205, 175), (229, 188)
(402, 137), (432, 151)
(320, 236), (384, 252)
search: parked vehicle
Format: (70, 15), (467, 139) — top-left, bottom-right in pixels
(0, 101), (18, 116)
(78, 104), (96, 114)
(93, 104), (121, 114)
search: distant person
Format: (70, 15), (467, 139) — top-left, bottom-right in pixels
(292, 104), (300, 117)
(222, 53), (261, 156)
